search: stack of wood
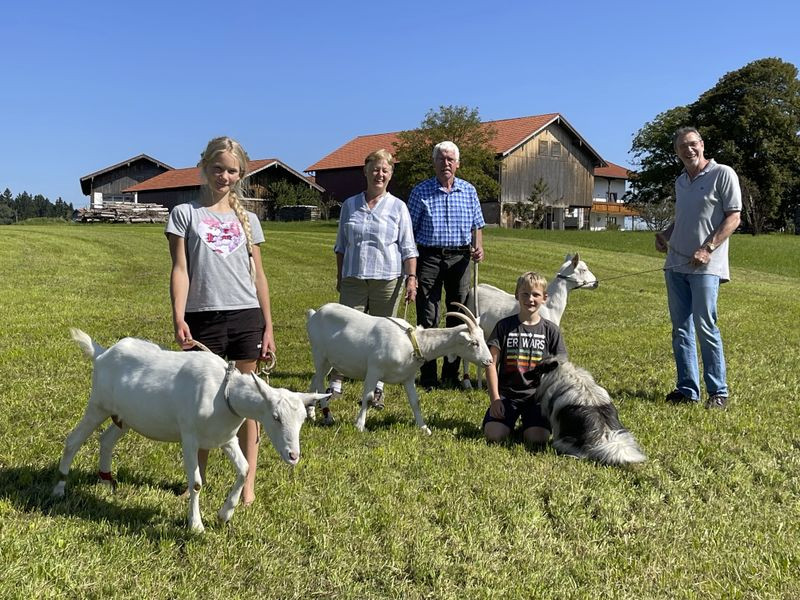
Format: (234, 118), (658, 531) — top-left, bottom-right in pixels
(76, 201), (169, 223)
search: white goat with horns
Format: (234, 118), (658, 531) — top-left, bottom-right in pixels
(461, 253), (598, 389)
(53, 329), (329, 533)
(306, 302), (492, 434)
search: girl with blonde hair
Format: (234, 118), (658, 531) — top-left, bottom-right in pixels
(165, 136), (275, 505)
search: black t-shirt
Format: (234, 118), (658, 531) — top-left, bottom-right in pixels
(488, 314), (567, 403)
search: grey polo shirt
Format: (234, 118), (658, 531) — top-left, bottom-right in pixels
(667, 159), (742, 282)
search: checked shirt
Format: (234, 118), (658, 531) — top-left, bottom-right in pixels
(407, 176), (485, 247)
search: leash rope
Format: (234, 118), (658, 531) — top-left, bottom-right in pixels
(562, 241), (699, 289)
(257, 351), (277, 384)
(563, 258), (694, 288)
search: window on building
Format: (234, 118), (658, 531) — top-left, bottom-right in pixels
(607, 192), (618, 202)
(539, 140), (549, 155)
(551, 141), (562, 157)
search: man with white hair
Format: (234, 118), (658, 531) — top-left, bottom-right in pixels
(407, 141), (486, 389)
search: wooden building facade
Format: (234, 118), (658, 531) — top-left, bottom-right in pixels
(305, 114), (608, 228)
(123, 159), (324, 220)
(80, 154), (173, 206)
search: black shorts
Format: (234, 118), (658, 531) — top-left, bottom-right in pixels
(184, 308), (265, 361)
(482, 396), (550, 432)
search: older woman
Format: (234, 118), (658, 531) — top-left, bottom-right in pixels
(330, 149), (418, 408)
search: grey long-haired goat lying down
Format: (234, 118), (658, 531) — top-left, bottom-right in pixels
(53, 329), (329, 532)
(528, 357), (646, 466)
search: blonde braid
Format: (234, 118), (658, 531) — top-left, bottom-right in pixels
(199, 136), (257, 285)
(229, 190), (256, 284)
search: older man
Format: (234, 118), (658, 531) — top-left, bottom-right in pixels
(655, 127), (741, 409)
(407, 141), (485, 389)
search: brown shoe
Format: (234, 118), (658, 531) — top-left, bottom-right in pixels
(665, 389), (696, 404)
(705, 394), (728, 409)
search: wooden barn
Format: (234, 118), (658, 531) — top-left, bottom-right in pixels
(80, 154), (173, 207)
(119, 159), (324, 220)
(305, 113), (615, 228)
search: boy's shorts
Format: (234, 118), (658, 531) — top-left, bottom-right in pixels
(184, 308), (265, 361)
(482, 396), (550, 432)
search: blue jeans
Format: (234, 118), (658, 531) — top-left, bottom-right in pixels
(665, 270), (728, 399)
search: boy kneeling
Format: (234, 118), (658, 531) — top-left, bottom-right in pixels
(483, 271), (567, 446)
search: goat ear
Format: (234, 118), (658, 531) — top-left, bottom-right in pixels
(302, 392), (330, 408)
(571, 253), (580, 266)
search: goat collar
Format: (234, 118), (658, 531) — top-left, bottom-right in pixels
(405, 327), (425, 362)
(385, 317), (425, 362)
(222, 361), (242, 419)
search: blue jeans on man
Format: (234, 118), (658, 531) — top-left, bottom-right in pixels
(664, 270), (728, 400)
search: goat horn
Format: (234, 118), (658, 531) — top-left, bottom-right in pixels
(444, 311), (477, 330)
(450, 302), (478, 324)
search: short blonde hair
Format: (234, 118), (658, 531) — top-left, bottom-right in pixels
(515, 271), (548, 296)
(364, 149), (395, 171)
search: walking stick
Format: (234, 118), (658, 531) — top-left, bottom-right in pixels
(472, 257), (483, 389)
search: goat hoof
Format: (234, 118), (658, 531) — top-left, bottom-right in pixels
(322, 415), (335, 426)
(421, 426), (432, 436)
(190, 523), (205, 534)
(460, 379), (473, 390)
(218, 509), (234, 524)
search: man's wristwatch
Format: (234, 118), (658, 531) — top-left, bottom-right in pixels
(705, 242), (717, 253)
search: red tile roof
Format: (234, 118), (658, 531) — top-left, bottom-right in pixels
(594, 161), (631, 179)
(125, 159), (285, 192)
(305, 113), (606, 172)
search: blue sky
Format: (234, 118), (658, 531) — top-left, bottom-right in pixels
(2, 0), (798, 206)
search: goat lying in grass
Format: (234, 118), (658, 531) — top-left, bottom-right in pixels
(306, 302), (492, 434)
(462, 253), (598, 389)
(53, 329), (329, 533)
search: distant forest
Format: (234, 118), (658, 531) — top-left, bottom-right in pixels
(0, 188), (75, 224)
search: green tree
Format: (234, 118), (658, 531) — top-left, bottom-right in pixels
(14, 191), (34, 221)
(627, 105), (690, 207)
(393, 105), (500, 202)
(690, 58), (800, 232)
(268, 180), (321, 210)
(628, 58), (800, 233)
(503, 177), (549, 228)
(0, 188), (13, 224)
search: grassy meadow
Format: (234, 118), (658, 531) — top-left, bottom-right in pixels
(0, 222), (798, 599)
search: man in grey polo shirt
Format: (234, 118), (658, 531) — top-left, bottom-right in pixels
(655, 126), (741, 409)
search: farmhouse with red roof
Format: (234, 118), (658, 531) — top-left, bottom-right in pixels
(306, 113), (631, 228)
(80, 155), (323, 220)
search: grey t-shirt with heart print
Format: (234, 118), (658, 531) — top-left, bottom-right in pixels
(166, 201), (264, 312)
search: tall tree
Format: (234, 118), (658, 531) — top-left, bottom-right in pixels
(690, 58), (800, 232)
(627, 106), (690, 206)
(392, 105), (500, 202)
(627, 58), (800, 233)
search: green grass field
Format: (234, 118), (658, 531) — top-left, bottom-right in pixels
(1, 223), (798, 599)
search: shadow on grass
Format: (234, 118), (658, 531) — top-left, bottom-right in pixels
(0, 464), (198, 536)
(619, 388), (671, 404)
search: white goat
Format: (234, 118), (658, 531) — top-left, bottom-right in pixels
(306, 302), (492, 434)
(53, 329), (329, 533)
(462, 253), (598, 389)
